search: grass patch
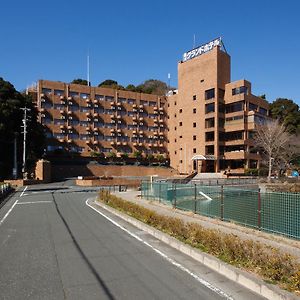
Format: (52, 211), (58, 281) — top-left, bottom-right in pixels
(98, 190), (300, 294)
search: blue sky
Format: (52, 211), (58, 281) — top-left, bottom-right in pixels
(1, 0), (300, 104)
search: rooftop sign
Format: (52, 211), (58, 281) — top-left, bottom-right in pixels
(182, 37), (221, 62)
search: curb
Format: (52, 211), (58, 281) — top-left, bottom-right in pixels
(92, 199), (299, 300)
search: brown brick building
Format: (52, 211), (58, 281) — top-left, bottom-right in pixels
(168, 39), (269, 174)
(36, 80), (168, 158)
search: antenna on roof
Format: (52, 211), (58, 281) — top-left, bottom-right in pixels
(220, 38), (227, 54)
(168, 73), (171, 90)
(87, 50), (90, 86)
(193, 34), (196, 49)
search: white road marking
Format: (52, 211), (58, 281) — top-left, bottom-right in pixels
(0, 186), (27, 226)
(86, 199), (233, 300)
(199, 191), (213, 201)
(16, 201), (52, 205)
(20, 186), (28, 197)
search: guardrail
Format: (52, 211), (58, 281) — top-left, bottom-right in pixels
(0, 183), (13, 202)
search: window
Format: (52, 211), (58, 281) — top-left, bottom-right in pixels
(205, 145), (214, 155)
(174, 114), (177, 118)
(193, 135), (196, 140)
(95, 94), (104, 100)
(205, 88), (215, 100)
(179, 122), (182, 126)
(179, 160), (183, 163)
(179, 109), (182, 113)
(225, 115), (244, 123)
(193, 148), (197, 153)
(80, 93), (90, 99)
(205, 118), (215, 128)
(259, 107), (267, 115)
(174, 126), (177, 131)
(205, 103), (215, 114)
(193, 95), (197, 100)
(175, 139), (177, 142)
(193, 108), (196, 114)
(54, 89), (64, 96)
(200, 79), (204, 83)
(175, 151), (177, 155)
(225, 131), (243, 141)
(193, 122), (196, 128)
(225, 101), (244, 113)
(42, 88), (52, 95)
(232, 86), (248, 95)
(69, 91), (79, 97)
(249, 102), (258, 111)
(205, 132), (215, 142)
(174, 101), (177, 105)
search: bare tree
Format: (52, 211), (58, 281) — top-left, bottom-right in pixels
(253, 119), (292, 181)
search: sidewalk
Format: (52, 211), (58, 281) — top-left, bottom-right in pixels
(112, 190), (300, 262)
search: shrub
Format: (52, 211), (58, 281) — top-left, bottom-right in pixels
(97, 191), (300, 294)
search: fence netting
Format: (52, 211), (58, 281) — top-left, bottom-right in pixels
(141, 181), (300, 240)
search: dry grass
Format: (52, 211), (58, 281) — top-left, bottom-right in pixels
(98, 190), (300, 294)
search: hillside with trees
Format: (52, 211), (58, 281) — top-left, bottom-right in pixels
(0, 77), (45, 179)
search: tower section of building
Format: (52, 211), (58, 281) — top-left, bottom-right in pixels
(168, 39), (269, 174)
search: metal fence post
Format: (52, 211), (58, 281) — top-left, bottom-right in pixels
(158, 181), (161, 203)
(173, 183), (177, 208)
(221, 185), (224, 221)
(257, 188), (261, 230)
(194, 184), (197, 213)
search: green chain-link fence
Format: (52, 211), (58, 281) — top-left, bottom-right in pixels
(141, 181), (300, 240)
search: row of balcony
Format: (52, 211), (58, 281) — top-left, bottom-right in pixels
(57, 139), (165, 148)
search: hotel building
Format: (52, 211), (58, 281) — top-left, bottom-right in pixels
(35, 80), (168, 157)
(168, 38), (269, 174)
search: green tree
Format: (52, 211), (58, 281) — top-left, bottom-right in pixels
(136, 79), (168, 95)
(126, 84), (137, 92)
(71, 78), (89, 85)
(270, 98), (300, 134)
(0, 77), (45, 179)
(98, 79), (124, 90)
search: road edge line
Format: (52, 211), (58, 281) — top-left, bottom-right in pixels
(88, 197), (298, 300)
(86, 198), (234, 300)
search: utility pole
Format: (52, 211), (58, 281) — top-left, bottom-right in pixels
(13, 132), (18, 179)
(21, 107), (31, 179)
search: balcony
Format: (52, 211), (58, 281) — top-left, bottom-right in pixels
(122, 142), (128, 146)
(93, 141), (98, 145)
(159, 119), (164, 123)
(132, 116), (137, 121)
(110, 141), (116, 146)
(117, 115), (122, 119)
(86, 98), (91, 103)
(117, 102), (122, 106)
(40, 108), (46, 113)
(67, 139), (73, 144)
(154, 119), (158, 123)
(159, 143), (164, 147)
(154, 106), (158, 111)
(117, 129), (122, 133)
(138, 142), (143, 147)
(139, 117), (144, 121)
(67, 96), (72, 101)
(93, 113), (99, 118)
(59, 125), (66, 129)
(133, 130), (137, 134)
(60, 95), (65, 100)
(110, 128), (116, 133)
(67, 111), (72, 115)
(40, 93), (45, 99)
(58, 138), (64, 143)
(153, 131), (158, 136)
(159, 107), (164, 111)
(133, 104), (137, 108)
(93, 99), (98, 104)
(139, 131), (144, 135)
(86, 140), (92, 144)
(148, 143), (153, 147)
(139, 104), (143, 109)
(133, 142), (138, 146)
(110, 101), (116, 106)
(153, 143), (158, 147)
(67, 125), (73, 130)
(59, 109), (65, 114)
(159, 132), (164, 136)
(116, 141), (121, 146)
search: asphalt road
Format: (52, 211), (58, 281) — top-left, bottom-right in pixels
(0, 181), (265, 300)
